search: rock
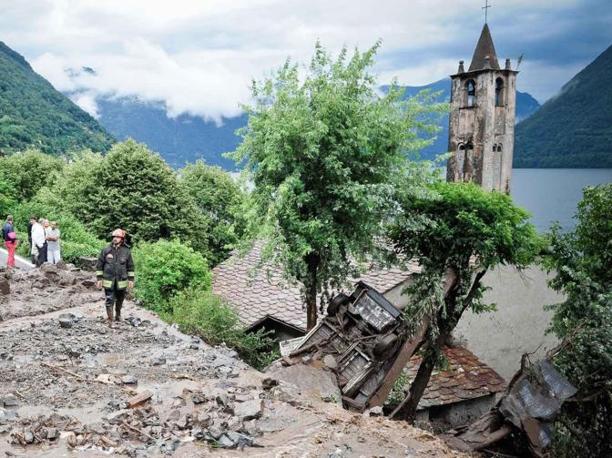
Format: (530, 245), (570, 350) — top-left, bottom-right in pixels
(217, 434), (236, 448)
(0, 408), (18, 423)
(121, 375), (138, 385)
(24, 430), (34, 444)
(151, 357), (165, 366)
(226, 431), (254, 449)
(0, 279), (10, 295)
(81, 279), (96, 288)
(367, 406), (384, 417)
(266, 364), (342, 405)
(261, 377), (279, 390)
(46, 428), (59, 440)
(233, 399), (263, 421)
(190, 343), (200, 350)
(58, 313), (77, 328)
(323, 355), (338, 369)
(2, 395), (18, 408)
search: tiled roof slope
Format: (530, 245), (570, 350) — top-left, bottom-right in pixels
(409, 346), (506, 408)
(212, 242), (418, 331)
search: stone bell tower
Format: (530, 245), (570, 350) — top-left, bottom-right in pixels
(446, 24), (518, 193)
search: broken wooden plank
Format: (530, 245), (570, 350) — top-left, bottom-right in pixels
(127, 390), (153, 408)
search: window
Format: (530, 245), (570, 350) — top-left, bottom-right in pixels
(466, 80), (476, 107)
(495, 78), (504, 107)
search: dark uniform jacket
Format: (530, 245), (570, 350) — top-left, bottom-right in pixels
(96, 244), (135, 290)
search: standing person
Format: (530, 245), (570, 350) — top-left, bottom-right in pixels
(95, 229), (135, 327)
(2, 215), (14, 242)
(5, 231), (19, 269)
(30, 219), (46, 267)
(46, 221), (61, 264)
(40, 219), (49, 264)
(27, 216), (36, 264)
(2, 215), (17, 267)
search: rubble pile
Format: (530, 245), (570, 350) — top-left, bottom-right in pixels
(0, 265), (466, 456)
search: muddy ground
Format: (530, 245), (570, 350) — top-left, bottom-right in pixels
(0, 264), (467, 457)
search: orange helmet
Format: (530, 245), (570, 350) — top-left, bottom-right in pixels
(111, 228), (126, 238)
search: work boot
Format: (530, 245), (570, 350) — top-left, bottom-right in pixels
(106, 306), (114, 328)
(114, 304), (122, 322)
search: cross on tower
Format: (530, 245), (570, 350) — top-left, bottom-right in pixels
(482, 0), (492, 23)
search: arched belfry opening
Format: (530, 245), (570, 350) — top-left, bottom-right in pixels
(495, 78), (504, 106)
(466, 80), (476, 107)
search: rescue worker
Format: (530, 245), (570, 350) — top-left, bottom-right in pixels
(96, 229), (135, 326)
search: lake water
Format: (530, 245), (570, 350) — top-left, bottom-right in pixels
(511, 169), (612, 233)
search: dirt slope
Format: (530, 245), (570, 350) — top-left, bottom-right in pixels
(0, 264), (466, 457)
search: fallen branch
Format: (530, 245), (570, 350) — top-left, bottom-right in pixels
(121, 421), (155, 441)
(41, 362), (83, 380)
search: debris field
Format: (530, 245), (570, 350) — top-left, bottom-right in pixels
(0, 264), (468, 457)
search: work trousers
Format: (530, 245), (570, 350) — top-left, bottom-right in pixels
(104, 282), (126, 318)
(36, 242), (47, 267)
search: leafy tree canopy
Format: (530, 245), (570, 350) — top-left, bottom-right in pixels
(0, 149), (64, 201)
(49, 140), (211, 257)
(234, 41), (444, 328)
(542, 184), (612, 457)
(179, 160), (247, 265)
(387, 181), (541, 420)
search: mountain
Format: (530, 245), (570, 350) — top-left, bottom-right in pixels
(386, 78), (541, 161)
(0, 42), (114, 155)
(89, 77), (539, 169)
(96, 96), (244, 170)
(514, 45), (612, 168)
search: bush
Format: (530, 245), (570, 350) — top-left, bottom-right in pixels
(133, 239), (211, 311)
(168, 288), (277, 369)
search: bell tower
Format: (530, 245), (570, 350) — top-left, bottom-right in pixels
(446, 24), (518, 193)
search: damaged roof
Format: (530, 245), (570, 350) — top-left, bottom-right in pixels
(410, 346), (506, 409)
(212, 241), (419, 331)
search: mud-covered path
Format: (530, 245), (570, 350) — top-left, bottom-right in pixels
(0, 265), (467, 457)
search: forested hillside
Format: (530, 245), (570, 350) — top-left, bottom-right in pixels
(514, 45), (612, 168)
(0, 42), (114, 155)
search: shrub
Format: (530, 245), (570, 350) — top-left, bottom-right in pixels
(168, 288), (277, 369)
(133, 239), (211, 311)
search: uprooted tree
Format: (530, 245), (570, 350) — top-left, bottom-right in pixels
(387, 181), (541, 422)
(234, 41), (444, 329)
(541, 183), (612, 457)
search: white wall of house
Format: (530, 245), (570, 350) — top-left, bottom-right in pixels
(454, 265), (562, 380)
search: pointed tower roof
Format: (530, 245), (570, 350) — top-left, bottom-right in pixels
(468, 23), (500, 71)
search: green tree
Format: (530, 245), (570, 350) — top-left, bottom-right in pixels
(542, 184), (612, 457)
(234, 42), (443, 329)
(179, 161), (247, 265)
(0, 149), (64, 201)
(387, 182), (541, 421)
(52, 140), (211, 257)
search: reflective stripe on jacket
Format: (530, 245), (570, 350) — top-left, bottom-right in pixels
(96, 244), (135, 290)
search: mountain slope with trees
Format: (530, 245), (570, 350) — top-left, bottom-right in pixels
(514, 45), (612, 168)
(0, 42), (114, 155)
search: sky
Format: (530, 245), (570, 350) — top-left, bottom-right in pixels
(1, 0), (610, 122)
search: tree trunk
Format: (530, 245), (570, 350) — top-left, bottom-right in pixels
(391, 332), (448, 422)
(305, 253), (319, 330)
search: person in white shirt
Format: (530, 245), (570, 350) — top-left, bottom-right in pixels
(46, 221), (61, 264)
(31, 219), (46, 267)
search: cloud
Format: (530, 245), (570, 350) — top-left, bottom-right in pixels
(3, 0), (610, 117)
